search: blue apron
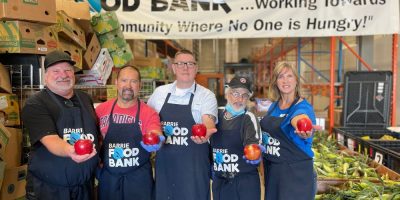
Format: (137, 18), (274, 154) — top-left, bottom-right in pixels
(260, 99), (314, 200)
(155, 85), (211, 200)
(98, 100), (153, 200)
(27, 89), (99, 200)
(210, 110), (260, 200)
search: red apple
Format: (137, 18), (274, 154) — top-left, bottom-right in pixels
(297, 118), (313, 132)
(244, 144), (261, 161)
(143, 132), (160, 145)
(192, 124), (207, 137)
(74, 139), (93, 155)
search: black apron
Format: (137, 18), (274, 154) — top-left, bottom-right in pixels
(155, 85), (211, 200)
(27, 89), (99, 200)
(260, 99), (314, 200)
(210, 110), (260, 200)
(98, 100), (153, 200)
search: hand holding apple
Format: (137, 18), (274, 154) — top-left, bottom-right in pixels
(143, 132), (160, 145)
(243, 144), (262, 161)
(296, 117), (313, 139)
(191, 124), (217, 144)
(296, 117), (312, 132)
(192, 124), (207, 137)
(74, 139), (93, 155)
(243, 144), (265, 165)
(140, 133), (165, 153)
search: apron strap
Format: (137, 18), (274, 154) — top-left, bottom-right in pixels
(267, 97), (300, 117)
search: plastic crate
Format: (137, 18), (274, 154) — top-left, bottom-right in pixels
(365, 141), (400, 173)
(342, 71), (392, 128)
(333, 127), (398, 153)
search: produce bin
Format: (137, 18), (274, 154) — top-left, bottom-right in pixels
(366, 141), (400, 173)
(333, 127), (398, 153)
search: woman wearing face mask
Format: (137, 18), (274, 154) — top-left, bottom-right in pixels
(210, 76), (264, 200)
(260, 62), (317, 200)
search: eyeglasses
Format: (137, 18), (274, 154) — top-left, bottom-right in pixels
(230, 91), (250, 100)
(174, 61), (197, 68)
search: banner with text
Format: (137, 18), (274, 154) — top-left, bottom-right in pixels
(104, 0), (400, 39)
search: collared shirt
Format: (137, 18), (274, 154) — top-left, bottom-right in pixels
(147, 81), (218, 124)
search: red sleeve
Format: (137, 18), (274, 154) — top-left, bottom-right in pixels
(95, 99), (115, 137)
(140, 103), (161, 135)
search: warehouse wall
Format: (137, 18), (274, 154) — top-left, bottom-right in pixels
(198, 39), (225, 73)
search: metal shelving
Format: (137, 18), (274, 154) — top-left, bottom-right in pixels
(251, 35), (398, 132)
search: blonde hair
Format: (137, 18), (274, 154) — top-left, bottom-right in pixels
(268, 62), (301, 101)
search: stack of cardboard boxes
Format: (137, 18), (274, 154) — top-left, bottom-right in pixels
(91, 12), (133, 68)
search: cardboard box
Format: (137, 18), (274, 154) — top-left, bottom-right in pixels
(56, 0), (91, 32)
(75, 74), (104, 86)
(83, 33), (101, 70)
(131, 56), (163, 68)
(83, 48), (113, 85)
(51, 11), (86, 50)
(0, 0), (56, 24)
(0, 21), (58, 54)
(0, 124), (10, 160)
(91, 12), (120, 35)
(0, 161), (5, 190)
(127, 39), (146, 57)
(0, 165), (27, 200)
(0, 63), (11, 94)
(0, 94), (20, 127)
(98, 29), (127, 52)
(139, 66), (165, 80)
(58, 39), (83, 71)
(3, 128), (22, 168)
(146, 41), (158, 57)
(110, 43), (134, 68)
(56, 0), (90, 21)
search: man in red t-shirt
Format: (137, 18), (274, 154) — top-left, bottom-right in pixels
(95, 66), (163, 200)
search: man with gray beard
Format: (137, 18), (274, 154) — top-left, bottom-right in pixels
(210, 76), (263, 200)
(95, 66), (163, 200)
(22, 50), (99, 200)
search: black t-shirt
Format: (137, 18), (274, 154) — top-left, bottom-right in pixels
(21, 89), (96, 148)
(218, 109), (261, 146)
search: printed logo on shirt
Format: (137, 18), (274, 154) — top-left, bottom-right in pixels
(99, 114), (142, 130)
(108, 143), (140, 167)
(63, 128), (95, 146)
(162, 121), (189, 146)
(212, 148), (239, 173)
(262, 132), (281, 157)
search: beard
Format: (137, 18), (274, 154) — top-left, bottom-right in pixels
(47, 78), (73, 91)
(232, 102), (246, 111)
(120, 88), (135, 101)
(56, 79), (74, 90)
